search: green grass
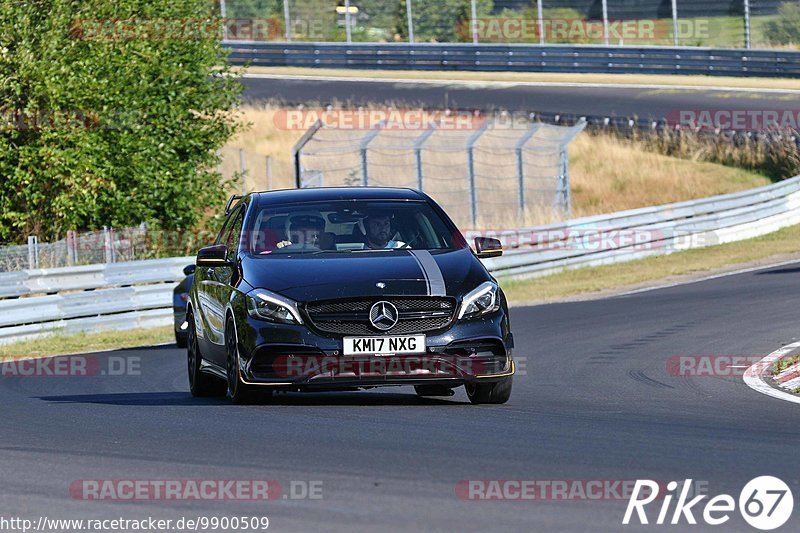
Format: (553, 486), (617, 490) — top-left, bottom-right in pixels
(774, 354), (800, 375)
(500, 224), (800, 303)
(0, 326), (173, 360)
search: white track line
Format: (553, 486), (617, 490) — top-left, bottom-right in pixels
(743, 341), (800, 405)
(241, 73), (800, 95)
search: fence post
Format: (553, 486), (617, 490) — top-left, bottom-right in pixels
(601, 0), (609, 46)
(671, 0), (679, 46)
(103, 227), (112, 264)
(537, 0), (544, 44)
(515, 122), (542, 221)
(743, 0), (751, 49)
(359, 121), (386, 187)
(466, 120), (491, 228)
(27, 235), (39, 269)
(292, 119), (323, 188)
(344, 0), (352, 43)
(470, 0), (478, 44)
(405, 0), (414, 43)
(555, 119), (587, 217)
(110, 227), (117, 263)
(220, 0), (228, 41)
(66, 230), (76, 266)
(266, 155), (272, 190)
(283, 0), (291, 41)
(413, 123), (437, 191)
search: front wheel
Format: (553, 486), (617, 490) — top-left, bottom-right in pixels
(187, 314), (224, 397)
(225, 317), (256, 405)
(465, 376), (513, 405)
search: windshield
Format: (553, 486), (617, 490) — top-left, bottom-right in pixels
(245, 200), (463, 256)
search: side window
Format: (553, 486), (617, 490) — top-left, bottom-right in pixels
(225, 208), (245, 259)
(215, 210), (235, 245)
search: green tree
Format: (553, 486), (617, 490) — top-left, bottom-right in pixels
(765, 2), (800, 46)
(0, 0), (242, 243)
(395, 0), (493, 43)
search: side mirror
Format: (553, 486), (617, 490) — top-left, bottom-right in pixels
(196, 244), (230, 267)
(475, 237), (503, 259)
(183, 264), (196, 276)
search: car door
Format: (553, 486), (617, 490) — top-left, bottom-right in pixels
(195, 208), (237, 364)
(205, 204), (246, 365)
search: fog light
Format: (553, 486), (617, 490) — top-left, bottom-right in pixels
(180, 321), (188, 331)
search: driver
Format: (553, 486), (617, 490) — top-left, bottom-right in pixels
(364, 210), (406, 249)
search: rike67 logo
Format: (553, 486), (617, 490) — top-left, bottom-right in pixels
(623, 477), (793, 530)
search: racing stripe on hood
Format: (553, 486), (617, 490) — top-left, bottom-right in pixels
(409, 250), (447, 296)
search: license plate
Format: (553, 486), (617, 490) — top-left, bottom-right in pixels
(343, 335), (426, 356)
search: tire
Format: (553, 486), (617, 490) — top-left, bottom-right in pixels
(225, 317), (256, 405)
(464, 376), (513, 405)
(187, 314), (224, 397)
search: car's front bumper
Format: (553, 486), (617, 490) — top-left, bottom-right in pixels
(236, 310), (514, 390)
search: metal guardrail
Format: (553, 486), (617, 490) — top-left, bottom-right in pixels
(481, 175), (800, 277)
(0, 257), (193, 345)
(2, 176), (800, 345)
(224, 42), (800, 78)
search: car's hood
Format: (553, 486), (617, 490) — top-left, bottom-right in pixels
(241, 248), (488, 302)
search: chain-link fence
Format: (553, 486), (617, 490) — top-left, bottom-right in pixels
(0, 226), (149, 272)
(218, 0), (798, 49)
(293, 113), (586, 229)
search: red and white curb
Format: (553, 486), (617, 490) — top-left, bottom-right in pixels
(744, 341), (800, 405)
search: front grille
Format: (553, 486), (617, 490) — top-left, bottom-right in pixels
(304, 296), (456, 336)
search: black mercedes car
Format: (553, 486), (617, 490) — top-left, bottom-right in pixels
(172, 264), (195, 348)
(187, 187), (515, 404)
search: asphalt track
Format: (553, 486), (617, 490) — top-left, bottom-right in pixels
(3, 262), (800, 531)
(240, 75), (800, 119)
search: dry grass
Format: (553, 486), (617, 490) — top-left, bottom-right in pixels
(223, 104), (770, 227)
(569, 134), (770, 217)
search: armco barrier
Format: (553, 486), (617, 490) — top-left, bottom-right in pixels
(0, 257), (193, 345)
(480, 175), (800, 277)
(1, 176), (799, 345)
(223, 42), (800, 78)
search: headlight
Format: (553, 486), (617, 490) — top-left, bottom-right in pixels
(246, 289), (303, 324)
(457, 281), (499, 320)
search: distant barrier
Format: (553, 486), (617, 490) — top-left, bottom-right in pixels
(224, 42), (800, 78)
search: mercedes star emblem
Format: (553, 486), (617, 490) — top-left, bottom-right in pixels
(369, 301), (399, 331)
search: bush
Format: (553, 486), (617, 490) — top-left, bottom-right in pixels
(635, 128), (800, 182)
(0, 0), (242, 243)
(765, 2), (800, 46)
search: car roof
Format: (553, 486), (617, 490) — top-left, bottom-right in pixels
(251, 187), (427, 205)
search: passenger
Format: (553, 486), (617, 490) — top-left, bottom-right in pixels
(276, 214), (325, 250)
